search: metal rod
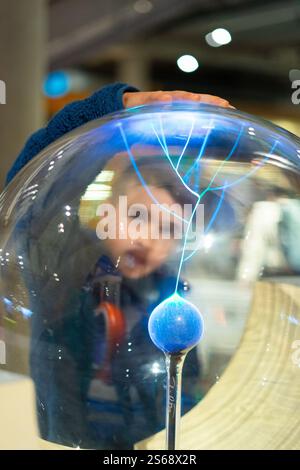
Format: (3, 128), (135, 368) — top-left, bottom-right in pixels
(165, 352), (186, 450)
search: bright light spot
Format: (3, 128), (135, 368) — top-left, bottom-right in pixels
(287, 315), (300, 326)
(3, 297), (13, 309)
(95, 171), (114, 183)
(16, 305), (33, 318)
(177, 55), (199, 73)
(85, 184), (111, 192)
(203, 234), (214, 251)
(212, 28), (232, 45)
(58, 223), (65, 233)
(81, 191), (111, 201)
(205, 28), (232, 47)
(151, 362), (162, 375)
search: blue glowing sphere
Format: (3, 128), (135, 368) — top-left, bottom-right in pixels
(148, 294), (204, 354)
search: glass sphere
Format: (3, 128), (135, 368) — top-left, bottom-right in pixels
(0, 102), (299, 449)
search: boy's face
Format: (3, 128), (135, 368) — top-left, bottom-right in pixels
(104, 183), (183, 279)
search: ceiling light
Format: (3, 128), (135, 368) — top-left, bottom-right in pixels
(177, 55), (199, 73)
(205, 28), (232, 47)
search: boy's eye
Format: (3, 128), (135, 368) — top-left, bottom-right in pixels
(128, 210), (148, 222)
(129, 210), (141, 219)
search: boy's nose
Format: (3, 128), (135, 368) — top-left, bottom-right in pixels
(134, 237), (153, 252)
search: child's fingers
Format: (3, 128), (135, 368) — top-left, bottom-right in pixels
(148, 91), (173, 103)
(151, 91), (234, 109)
(160, 90), (233, 108)
(194, 93), (232, 107)
(123, 90), (235, 109)
(123, 91), (172, 107)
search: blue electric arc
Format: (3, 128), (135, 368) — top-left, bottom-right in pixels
(119, 110), (280, 355)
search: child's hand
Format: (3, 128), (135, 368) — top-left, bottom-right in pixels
(6, 85), (234, 185)
(123, 90), (235, 109)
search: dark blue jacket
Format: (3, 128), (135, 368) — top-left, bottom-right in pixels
(6, 82), (137, 184)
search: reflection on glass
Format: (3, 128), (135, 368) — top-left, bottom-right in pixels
(0, 103), (299, 449)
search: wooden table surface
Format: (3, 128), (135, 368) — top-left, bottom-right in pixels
(136, 281), (300, 450)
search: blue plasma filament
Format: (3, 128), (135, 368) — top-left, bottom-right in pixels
(118, 107), (281, 354)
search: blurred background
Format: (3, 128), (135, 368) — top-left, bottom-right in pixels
(0, 0), (299, 190)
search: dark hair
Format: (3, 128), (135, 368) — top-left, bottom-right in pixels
(113, 156), (198, 208)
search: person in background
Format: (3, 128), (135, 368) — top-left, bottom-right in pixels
(237, 186), (300, 282)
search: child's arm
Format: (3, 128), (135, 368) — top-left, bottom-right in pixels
(6, 85), (233, 184)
